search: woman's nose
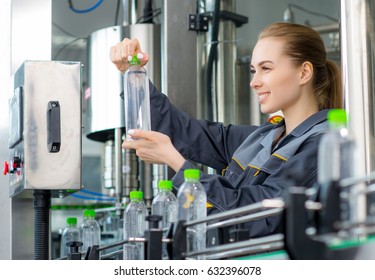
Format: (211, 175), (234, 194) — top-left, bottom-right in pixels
(250, 73), (261, 89)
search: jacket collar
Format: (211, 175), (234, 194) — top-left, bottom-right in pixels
(290, 109), (329, 137)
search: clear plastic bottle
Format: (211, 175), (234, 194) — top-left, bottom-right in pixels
(151, 180), (177, 259)
(60, 217), (80, 258)
(123, 190), (148, 260)
(318, 109), (356, 224)
(80, 209), (101, 256)
(318, 109), (356, 184)
(123, 54), (151, 141)
(177, 169), (207, 260)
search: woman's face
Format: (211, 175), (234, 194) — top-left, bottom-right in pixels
(250, 37), (303, 115)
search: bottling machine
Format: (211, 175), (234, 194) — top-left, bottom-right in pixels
(2, 0), (375, 260)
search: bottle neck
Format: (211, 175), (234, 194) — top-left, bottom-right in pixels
(329, 122), (347, 131)
(185, 178), (199, 182)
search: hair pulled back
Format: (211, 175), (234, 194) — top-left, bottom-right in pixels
(259, 22), (342, 110)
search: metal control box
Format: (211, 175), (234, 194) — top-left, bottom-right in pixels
(6, 61), (82, 198)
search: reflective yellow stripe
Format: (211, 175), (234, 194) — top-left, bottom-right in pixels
(272, 153), (287, 161)
(206, 202), (213, 208)
(232, 157), (246, 170)
(248, 164), (261, 176)
(221, 166), (228, 176)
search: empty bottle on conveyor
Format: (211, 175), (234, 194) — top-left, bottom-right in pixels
(151, 180), (177, 259)
(123, 190), (148, 260)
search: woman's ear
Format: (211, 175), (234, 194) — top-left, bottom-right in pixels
(300, 61), (313, 85)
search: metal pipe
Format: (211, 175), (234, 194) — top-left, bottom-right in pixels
(216, 0), (237, 125)
(184, 233), (284, 258)
(340, 0), (374, 227)
(115, 128), (123, 203)
(205, 241), (284, 260)
(33, 190), (51, 260)
(313, 23), (339, 34)
(185, 198), (284, 227)
(122, 0), (138, 25)
(206, 208), (284, 230)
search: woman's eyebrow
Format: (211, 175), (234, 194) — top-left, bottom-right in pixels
(250, 60), (274, 68)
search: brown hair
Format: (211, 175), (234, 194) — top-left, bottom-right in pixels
(258, 22), (342, 110)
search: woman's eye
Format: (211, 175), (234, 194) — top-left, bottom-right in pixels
(262, 66), (271, 71)
(250, 69), (256, 74)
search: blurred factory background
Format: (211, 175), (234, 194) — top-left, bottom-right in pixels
(3, 0), (375, 260)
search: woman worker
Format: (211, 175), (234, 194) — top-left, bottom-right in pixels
(109, 22), (342, 238)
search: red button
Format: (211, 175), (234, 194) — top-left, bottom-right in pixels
(3, 161), (9, 175)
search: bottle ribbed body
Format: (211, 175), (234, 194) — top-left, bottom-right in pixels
(151, 180), (177, 259)
(318, 109), (356, 224)
(80, 210), (101, 256)
(123, 63), (151, 141)
(60, 217), (80, 258)
(177, 169), (207, 260)
(318, 126), (356, 184)
(123, 191), (148, 260)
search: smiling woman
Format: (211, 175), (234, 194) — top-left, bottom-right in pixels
(250, 23), (341, 135)
(109, 22), (343, 238)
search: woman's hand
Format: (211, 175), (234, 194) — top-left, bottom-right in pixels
(122, 129), (185, 172)
(109, 38), (149, 74)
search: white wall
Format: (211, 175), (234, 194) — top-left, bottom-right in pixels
(0, 0), (12, 260)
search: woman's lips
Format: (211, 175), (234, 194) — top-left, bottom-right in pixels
(258, 92), (270, 104)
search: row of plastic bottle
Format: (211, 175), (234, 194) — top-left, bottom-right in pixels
(123, 180), (177, 260)
(60, 209), (101, 259)
(60, 168), (207, 260)
(123, 168), (207, 260)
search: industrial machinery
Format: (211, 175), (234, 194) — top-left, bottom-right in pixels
(4, 60), (83, 259)
(3, 0), (375, 260)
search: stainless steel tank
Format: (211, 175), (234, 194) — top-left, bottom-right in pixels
(86, 26), (125, 142)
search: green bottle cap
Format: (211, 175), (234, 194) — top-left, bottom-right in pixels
(130, 190), (143, 200)
(184, 169), (200, 180)
(67, 217), (77, 225)
(83, 209), (95, 218)
(129, 54), (141, 65)
(327, 109), (347, 125)
(158, 180), (173, 190)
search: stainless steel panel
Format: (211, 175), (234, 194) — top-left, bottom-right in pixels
(8, 61), (82, 198)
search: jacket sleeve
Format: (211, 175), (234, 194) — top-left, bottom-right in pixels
(149, 82), (258, 171)
(172, 134), (322, 238)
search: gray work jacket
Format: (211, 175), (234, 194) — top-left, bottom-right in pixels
(125, 82), (329, 237)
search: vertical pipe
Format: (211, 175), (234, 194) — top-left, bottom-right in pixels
(115, 128), (123, 204)
(340, 0), (374, 229)
(122, 0), (138, 25)
(216, 0), (237, 125)
(33, 190), (51, 260)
